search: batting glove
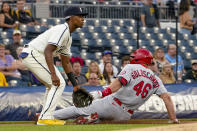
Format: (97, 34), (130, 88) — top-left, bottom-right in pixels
(90, 91), (103, 100)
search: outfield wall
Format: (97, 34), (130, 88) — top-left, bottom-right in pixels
(0, 83), (197, 121)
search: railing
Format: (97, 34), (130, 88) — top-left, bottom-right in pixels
(5, 2), (177, 21)
(47, 4), (176, 21)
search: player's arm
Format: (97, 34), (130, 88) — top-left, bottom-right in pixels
(157, 20), (161, 28)
(44, 44), (60, 86)
(60, 55), (79, 91)
(160, 93), (179, 123)
(141, 14), (146, 27)
(90, 77), (124, 99)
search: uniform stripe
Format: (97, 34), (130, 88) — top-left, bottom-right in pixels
(48, 42), (58, 45)
(60, 52), (70, 56)
(56, 26), (68, 45)
(31, 50), (58, 119)
(40, 87), (58, 119)
(31, 50), (51, 74)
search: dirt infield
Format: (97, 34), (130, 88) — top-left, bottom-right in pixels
(122, 123), (197, 131)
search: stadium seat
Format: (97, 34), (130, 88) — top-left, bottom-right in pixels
(1, 32), (12, 39)
(3, 39), (12, 45)
(72, 32), (80, 40)
(95, 52), (102, 60)
(113, 59), (120, 67)
(79, 27), (89, 33)
(79, 32), (92, 39)
(118, 33), (131, 39)
(92, 32), (106, 39)
(101, 26), (114, 33)
(71, 46), (80, 54)
(85, 20), (95, 26)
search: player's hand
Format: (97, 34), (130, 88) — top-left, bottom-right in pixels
(90, 91), (103, 100)
(73, 85), (80, 92)
(51, 73), (60, 86)
(168, 119), (180, 124)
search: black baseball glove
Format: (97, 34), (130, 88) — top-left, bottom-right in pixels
(72, 87), (94, 108)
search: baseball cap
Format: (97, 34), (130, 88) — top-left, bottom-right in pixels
(64, 7), (88, 20)
(13, 30), (21, 35)
(192, 60), (197, 65)
(103, 50), (112, 56)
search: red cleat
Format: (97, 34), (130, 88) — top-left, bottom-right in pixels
(74, 112), (99, 124)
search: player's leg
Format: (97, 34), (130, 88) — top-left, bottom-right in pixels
(22, 50), (66, 125)
(53, 96), (131, 122)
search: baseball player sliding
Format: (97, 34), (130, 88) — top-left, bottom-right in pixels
(20, 7), (88, 125)
(53, 49), (179, 124)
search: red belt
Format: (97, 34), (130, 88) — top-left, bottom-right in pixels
(113, 97), (133, 115)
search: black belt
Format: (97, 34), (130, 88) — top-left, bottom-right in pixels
(24, 44), (29, 48)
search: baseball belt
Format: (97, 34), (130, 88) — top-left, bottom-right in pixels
(113, 97), (134, 115)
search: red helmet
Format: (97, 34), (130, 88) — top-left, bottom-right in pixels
(130, 48), (153, 65)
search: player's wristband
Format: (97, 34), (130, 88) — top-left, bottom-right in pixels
(102, 88), (112, 97)
(67, 72), (78, 86)
(119, 77), (127, 86)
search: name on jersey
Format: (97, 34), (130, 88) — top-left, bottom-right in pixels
(131, 70), (159, 88)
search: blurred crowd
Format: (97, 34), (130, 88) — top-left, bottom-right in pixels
(0, 0), (197, 87)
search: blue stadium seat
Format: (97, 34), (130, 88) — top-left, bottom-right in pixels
(99, 20), (108, 26)
(114, 26), (128, 33)
(118, 33), (131, 39)
(72, 32), (80, 40)
(92, 32), (107, 39)
(93, 27), (103, 33)
(80, 27), (89, 33)
(71, 46), (80, 54)
(111, 20), (121, 26)
(101, 26), (115, 33)
(85, 20), (95, 26)
(1, 32), (12, 39)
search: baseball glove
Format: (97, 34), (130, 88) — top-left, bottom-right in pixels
(72, 87), (94, 108)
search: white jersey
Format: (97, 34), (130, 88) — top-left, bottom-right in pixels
(113, 64), (167, 110)
(28, 22), (72, 56)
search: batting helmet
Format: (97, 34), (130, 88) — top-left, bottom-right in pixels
(130, 48), (153, 65)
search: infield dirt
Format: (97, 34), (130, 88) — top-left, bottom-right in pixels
(123, 122), (197, 131)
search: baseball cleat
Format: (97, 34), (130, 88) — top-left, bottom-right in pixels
(74, 112), (99, 124)
(37, 119), (66, 125)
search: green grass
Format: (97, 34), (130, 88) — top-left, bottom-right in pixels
(0, 124), (168, 131)
(1, 119), (197, 131)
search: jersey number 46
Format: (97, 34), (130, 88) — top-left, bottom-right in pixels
(133, 81), (152, 99)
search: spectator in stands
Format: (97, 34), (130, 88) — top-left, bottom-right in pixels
(183, 59), (197, 81)
(165, 44), (185, 81)
(0, 1), (18, 33)
(86, 72), (100, 86)
(140, 0), (160, 28)
(121, 55), (130, 69)
(67, 61), (87, 85)
(99, 50), (119, 77)
(154, 48), (170, 74)
(54, 55), (67, 80)
(5, 30), (23, 59)
(14, 0), (39, 26)
(159, 63), (176, 84)
(148, 58), (160, 76)
(103, 62), (116, 85)
(85, 61), (106, 86)
(179, 0), (197, 35)
(0, 72), (8, 87)
(0, 44), (22, 86)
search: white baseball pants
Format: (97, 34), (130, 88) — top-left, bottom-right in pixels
(22, 46), (66, 120)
